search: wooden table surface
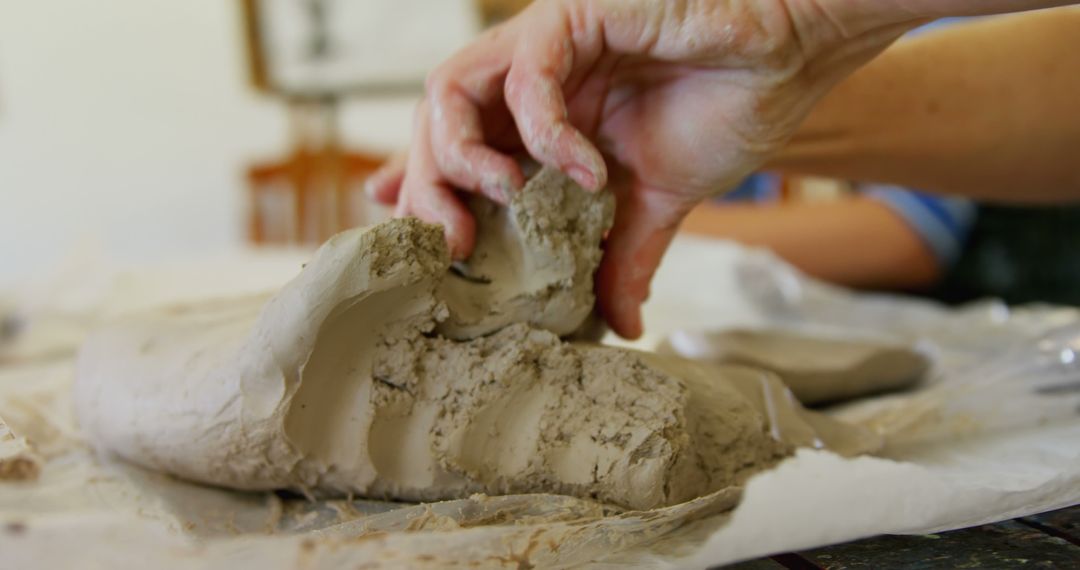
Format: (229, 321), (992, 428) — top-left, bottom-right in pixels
(723, 504), (1080, 569)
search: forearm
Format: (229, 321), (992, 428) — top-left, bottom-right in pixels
(805, 0), (1079, 35)
(771, 8), (1080, 202)
(680, 198), (941, 289)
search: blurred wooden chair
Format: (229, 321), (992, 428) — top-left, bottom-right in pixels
(247, 100), (387, 246)
(243, 0), (531, 245)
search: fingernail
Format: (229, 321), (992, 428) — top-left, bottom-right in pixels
(567, 166), (597, 191)
(482, 182), (507, 204)
(502, 175), (523, 200)
(483, 174), (518, 204)
(449, 241), (469, 261)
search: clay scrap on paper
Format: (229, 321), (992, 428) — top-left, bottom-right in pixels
(0, 413), (40, 481)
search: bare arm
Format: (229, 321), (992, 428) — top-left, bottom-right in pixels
(772, 8), (1080, 202)
(681, 198), (941, 289)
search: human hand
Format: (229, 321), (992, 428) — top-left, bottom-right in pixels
(367, 0), (919, 338)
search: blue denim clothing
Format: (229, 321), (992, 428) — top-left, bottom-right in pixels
(722, 172), (975, 268)
(862, 184), (976, 266)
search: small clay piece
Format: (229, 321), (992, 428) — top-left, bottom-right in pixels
(0, 414), (40, 481)
(662, 329), (930, 405)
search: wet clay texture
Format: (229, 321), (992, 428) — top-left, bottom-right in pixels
(663, 329), (930, 405)
(74, 169), (874, 510)
(437, 166), (613, 339)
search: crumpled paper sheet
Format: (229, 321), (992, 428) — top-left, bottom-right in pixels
(1, 236), (1078, 569)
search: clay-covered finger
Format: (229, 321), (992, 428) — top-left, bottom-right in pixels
(396, 101), (477, 259)
(399, 177), (477, 260)
(596, 187), (692, 339)
(427, 86), (523, 204)
(422, 24), (525, 204)
(503, 4), (607, 191)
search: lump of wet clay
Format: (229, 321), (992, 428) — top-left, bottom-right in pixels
(368, 324), (809, 508)
(663, 329), (930, 405)
(437, 166), (614, 339)
(74, 168), (874, 510)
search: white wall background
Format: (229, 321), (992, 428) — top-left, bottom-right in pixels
(0, 1), (432, 286)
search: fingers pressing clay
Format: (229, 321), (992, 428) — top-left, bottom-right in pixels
(397, 179), (477, 261)
(398, 102), (477, 259)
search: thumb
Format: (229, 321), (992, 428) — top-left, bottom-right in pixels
(596, 185), (694, 339)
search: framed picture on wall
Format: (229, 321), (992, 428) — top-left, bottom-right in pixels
(240, 0), (480, 99)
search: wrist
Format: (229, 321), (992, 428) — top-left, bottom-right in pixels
(801, 1), (925, 37)
(772, 0), (925, 103)
(782, 0), (926, 57)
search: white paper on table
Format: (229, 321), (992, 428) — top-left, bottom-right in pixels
(0, 235), (1078, 569)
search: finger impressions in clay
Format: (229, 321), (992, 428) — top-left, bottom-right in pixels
(74, 169), (872, 510)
